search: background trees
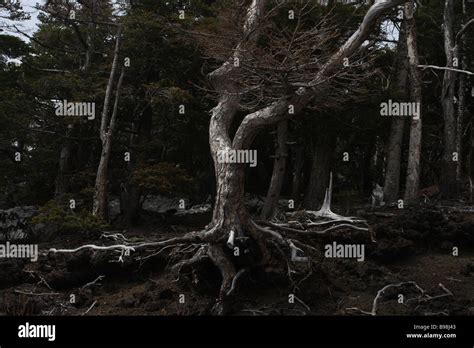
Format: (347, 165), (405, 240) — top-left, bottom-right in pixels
(0, 0), (472, 217)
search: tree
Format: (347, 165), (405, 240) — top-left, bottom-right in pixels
(203, 0), (407, 312)
(92, 25), (125, 220)
(383, 17), (408, 204)
(403, 0), (423, 204)
(48, 0), (409, 315)
(261, 120), (288, 219)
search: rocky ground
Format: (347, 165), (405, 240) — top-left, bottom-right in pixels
(0, 202), (473, 316)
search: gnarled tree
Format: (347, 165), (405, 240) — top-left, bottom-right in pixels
(51, 0), (408, 314)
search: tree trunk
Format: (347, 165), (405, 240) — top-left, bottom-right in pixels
(304, 133), (335, 210)
(384, 19), (408, 203)
(440, 0), (459, 199)
(404, 0), (423, 204)
(455, 1), (469, 181)
(92, 26), (123, 219)
(93, 67), (125, 220)
(261, 120), (288, 219)
(456, 71), (466, 181)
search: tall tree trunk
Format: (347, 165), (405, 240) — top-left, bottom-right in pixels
(456, 71), (466, 181)
(440, 0), (459, 199)
(455, 0), (469, 181)
(261, 120), (288, 219)
(92, 26), (124, 219)
(404, 0), (423, 204)
(384, 19), (408, 203)
(93, 66), (125, 220)
(304, 131), (335, 210)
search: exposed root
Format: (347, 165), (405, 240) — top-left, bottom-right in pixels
(14, 290), (61, 296)
(42, 193), (372, 315)
(226, 268), (247, 296)
(346, 281), (454, 316)
(81, 300), (97, 316)
(47, 230), (205, 255)
(171, 245), (209, 272)
(80, 275), (105, 290)
(267, 173), (373, 240)
(207, 243), (236, 315)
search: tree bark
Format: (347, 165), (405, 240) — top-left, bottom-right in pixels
(384, 19), (408, 203)
(304, 132), (335, 210)
(455, 0), (469, 181)
(93, 66), (125, 220)
(403, 0), (423, 204)
(261, 120), (288, 219)
(92, 26), (124, 219)
(440, 0), (459, 199)
(456, 69), (466, 181)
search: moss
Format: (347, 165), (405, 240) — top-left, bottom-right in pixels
(31, 200), (109, 233)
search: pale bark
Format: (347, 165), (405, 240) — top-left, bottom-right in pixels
(384, 19), (408, 203)
(404, 0), (423, 204)
(261, 120), (289, 219)
(93, 66), (125, 220)
(92, 25), (124, 219)
(212, 0), (408, 225)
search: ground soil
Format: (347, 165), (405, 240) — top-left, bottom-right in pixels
(1, 204), (473, 316)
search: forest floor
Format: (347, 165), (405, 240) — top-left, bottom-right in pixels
(1, 203), (473, 316)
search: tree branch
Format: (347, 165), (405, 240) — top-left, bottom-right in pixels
(418, 64), (474, 76)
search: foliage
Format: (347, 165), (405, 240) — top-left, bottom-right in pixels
(131, 163), (195, 196)
(31, 200), (109, 233)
